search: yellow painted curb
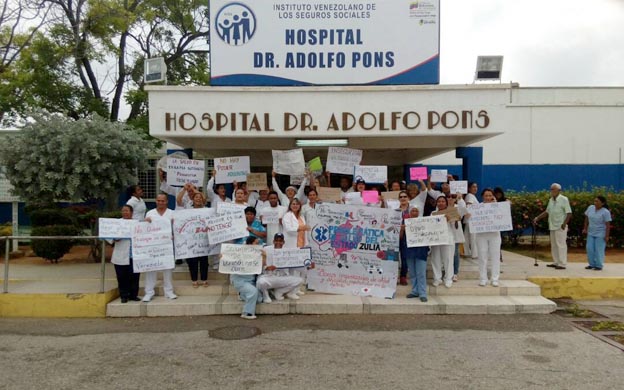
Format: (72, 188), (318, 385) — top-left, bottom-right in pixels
(0, 289), (119, 318)
(528, 277), (624, 300)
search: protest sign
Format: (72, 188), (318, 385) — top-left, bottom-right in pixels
(172, 208), (218, 259)
(272, 149), (305, 176)
(382, 191), (402, 202)
(307, 157), (323, 175)
(98, 218), (136, 239)
(290, 174), (305, 185)
(218, 244), (263, 274)
(405, 216), (451, 247)
(409, 166), (428, 181)
(430, 169), (448, 183)
(326, 147), (363, 175)
(362, 190), (379, 204)
(450, 180), (468, 194)
(344, 191), (363, 205)
(353, 165), (387, 184)
(467, 201), (513, 233)
(131, 219), (175, 273)
(307, 251), (399, 299)
(217, 202), (246, 216)
(214, 156), (250, 184)
(246, 173), (268, 191)
(206, 213), (249, 244)
(271, 247), (312, 269)
(432, 207), (462, 222)
(317, 187), (342, 202)
(259, 208), (281, 225)
(166, 158), (205, 187)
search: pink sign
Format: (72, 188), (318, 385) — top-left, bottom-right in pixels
(410, 166), (428, 180)
(362, 190), (379, 204)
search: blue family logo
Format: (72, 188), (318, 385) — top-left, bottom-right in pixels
(215, 2), (257, 46)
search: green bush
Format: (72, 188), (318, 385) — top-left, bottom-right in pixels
(31, 225), (82, 262)
(506, 188), (623, 248)
(29, 208), (79, 227)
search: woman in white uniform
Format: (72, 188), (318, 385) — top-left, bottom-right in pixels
(125, 185), (146, 220)
(282, 198), (311, 294)
(463, 182), (479, 259)
(431, 195), (467, 288)
(475, 188), (502, 287)
(206, 170), (232, 209)
(111, 205), (140, 303)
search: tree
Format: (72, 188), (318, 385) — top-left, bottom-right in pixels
(0, 112), (155, 204)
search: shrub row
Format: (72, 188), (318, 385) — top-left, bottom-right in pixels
(505, 188), (623, 248)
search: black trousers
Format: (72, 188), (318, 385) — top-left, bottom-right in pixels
(186, 256), (208, 281)
(114, 258), (140, 299)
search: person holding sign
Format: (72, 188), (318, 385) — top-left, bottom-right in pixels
(230, 236), (264, 320)
(175, 183), (200, 209)
(111, 205), (141, 303)
(142, 193), (178, 302)
(206, 171), (232, 209)
(272, 170), (307, 207)
(233, 187), (248, 207)
(125, 185), (146, 220)
(583, 196), (612, 271)
(397, 191), (412, 286)
(401, 206), (429, 302)
(463, 182), (480, 259)
(475, 189), (502, 287)
(185, 192), (210, 287)
(259, 191), (287, 245)
(236, 207), (267, 245)
(257, 233), (304, 303)
(406, 180), (428, 213)
(282, 198), (311, 295)
(431, 195), (468, 288)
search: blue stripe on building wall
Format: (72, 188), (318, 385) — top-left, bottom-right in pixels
(420, 164), (624, 193)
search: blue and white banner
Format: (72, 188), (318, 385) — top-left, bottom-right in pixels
(209, 0), (440, 86)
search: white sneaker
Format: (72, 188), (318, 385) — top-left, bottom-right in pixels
(297, 289), (306, 296)
(286, 293), (300, 300)
(275, 294), (285, 301)
(165, 293), (178, 300)
(262, 292), (272, 303)
(478, 281), (487, 287)
(491, 281), (499, 287)
(444, 281), (452, 288)
(432, 280), (441, 287)
(241, 313), (257, 320)
(142, 294), (154, 302)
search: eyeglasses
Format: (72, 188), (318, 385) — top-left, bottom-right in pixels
(399, 196), (408, 198)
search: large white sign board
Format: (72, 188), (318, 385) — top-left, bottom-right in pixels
(353, 165), (387, 184)
(206, 213), (249, 244)
(272, 149), (306, 176)
(172, 208), (219, 259)
(271, 247), (312, 269)
(209, 0), (440, 85)
(467, 201), (513, 233)
(98, 218), (137, 239)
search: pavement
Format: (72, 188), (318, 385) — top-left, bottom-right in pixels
(0, 313), (623, 390)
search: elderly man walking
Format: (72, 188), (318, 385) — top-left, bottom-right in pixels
(533, 183), (573, 269)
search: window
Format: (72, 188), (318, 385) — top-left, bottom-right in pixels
(137, 159), (158, 201)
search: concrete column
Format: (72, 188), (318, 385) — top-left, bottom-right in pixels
(455, 147), (483, 185)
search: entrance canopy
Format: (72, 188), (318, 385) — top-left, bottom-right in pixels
(147, 84), (511, 165)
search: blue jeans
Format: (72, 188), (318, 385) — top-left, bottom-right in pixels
(231, 274), (262, 315)
(586, 235), (606, 269)
(406, 256), (428, 298)
(453, 243), (460, 275)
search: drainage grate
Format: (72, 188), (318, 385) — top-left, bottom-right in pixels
(209, 326), (262, 340)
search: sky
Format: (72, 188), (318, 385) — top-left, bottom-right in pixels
(439, 0), (624, 86)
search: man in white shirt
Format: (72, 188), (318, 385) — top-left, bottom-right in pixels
(143, 193), (178, 302)
(257, 234), (304, 302)
(259, 191), (287, 245)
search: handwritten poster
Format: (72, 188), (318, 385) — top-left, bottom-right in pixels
(353, 165), (387, 184)
(172, 208), (219, 259)
(409, 166), (428, 181)
(326, 147), (363, 175)
(317, 187), (343, 202)
(214, 156), (250, 184)
(430, 169), (448, 183)
(307, 157), (323, 174)
(166, 158), (206, 187)
(218, 244), (263, 274)
(272, 149), (305, 176)
(362, 190), (379, 204)
(217, 202), (246, 216)
(271, 247), (312, 269)
(259, 208), (281, 225)
(246, 173), (268, 191)
(206, 213), (249, 244)
(307, 251), (399, 299)
(449, 180), (468, 194)
(98, 218), (137, 239)
(467, 201), (513, 233)
(405, 216), (451, 247)
(131, 219), (175, 273)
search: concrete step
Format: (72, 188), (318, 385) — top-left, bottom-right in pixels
(106, 293), (556, 317)
(425, 268), (528, 280)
